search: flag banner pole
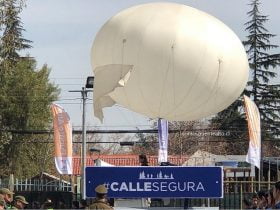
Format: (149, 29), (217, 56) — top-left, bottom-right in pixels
(243, 95), (261, 188)
(243, 95), (261, 170)
(158, 118), (168, 164)
(51, 103), (73, 175)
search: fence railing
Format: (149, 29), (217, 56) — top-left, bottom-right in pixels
(0, 178), (72, 192)
(0, 177), (275, 209)
(169, 180), (275, 209)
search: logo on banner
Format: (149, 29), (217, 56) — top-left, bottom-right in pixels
(100, 170), (205, 193)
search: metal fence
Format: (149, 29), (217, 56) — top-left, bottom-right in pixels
(0, 177), (275, 209)
(149, 180), (274, 209)
(0, 178), (72, 192)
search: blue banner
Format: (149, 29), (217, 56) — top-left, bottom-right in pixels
(86, 166), (223, 198)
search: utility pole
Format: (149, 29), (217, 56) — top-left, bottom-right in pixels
(69, 76), (94, 200)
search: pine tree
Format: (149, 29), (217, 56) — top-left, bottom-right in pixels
(210, 99), (248, 141)
(243, 0), (280, 140)
(211, 0), (280, 142)
(0, 0), (32, 65)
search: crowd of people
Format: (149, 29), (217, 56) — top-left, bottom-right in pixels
(0, 188), (29, 209)
(0, 188), (74, 209)
(243, 181), (280, 209)
(0, 185), (112, 210)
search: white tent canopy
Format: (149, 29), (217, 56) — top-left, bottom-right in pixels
(94, 158), (114, 166)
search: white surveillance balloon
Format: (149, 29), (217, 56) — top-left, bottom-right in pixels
(91, 2), (249, 121)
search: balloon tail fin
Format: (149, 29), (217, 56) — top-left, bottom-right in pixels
(93, 64), (133, 122)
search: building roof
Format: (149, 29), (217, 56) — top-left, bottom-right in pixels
(182, 150), (215, 166)
(31, 172), (71, 184)
(182, 150), (248, 166)
(72, 154), (188, 175)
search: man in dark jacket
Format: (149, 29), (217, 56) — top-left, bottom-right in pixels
(89, 184), (113, 210)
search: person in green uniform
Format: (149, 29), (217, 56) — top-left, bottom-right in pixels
(0, 188), (14, 209)
(89, 184), (113, 210)
(11, 196), (28, 210)
(0, 197), (5, 210)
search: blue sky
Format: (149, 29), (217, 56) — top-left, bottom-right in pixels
(20, 0), (280, 129)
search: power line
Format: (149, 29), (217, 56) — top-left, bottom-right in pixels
(7, 129), (158, 134)
(8, 139), (280, 143)
(49, 77), (88, 80)
(0, 128), (270, 134)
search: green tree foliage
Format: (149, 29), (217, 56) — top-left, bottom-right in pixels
(243, 0), (280, 140)
(0, 0), (31, 65)
(211, 0), (280, 142)
(0, 0), (60, 177)
(210, 99), (248, 141)
(0, 59), (59, 177)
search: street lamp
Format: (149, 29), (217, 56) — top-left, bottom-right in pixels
(69, 76), (94, 200)
(85, 76), (94, 89)
(89, 147), (101, 153)
(119, 141), (135, 146)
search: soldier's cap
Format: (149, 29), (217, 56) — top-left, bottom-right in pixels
(0, 197), (5, 206)
(95, 184), (108, 194)
(14, 195), (29, 205)
(0, 188), (14, 195)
